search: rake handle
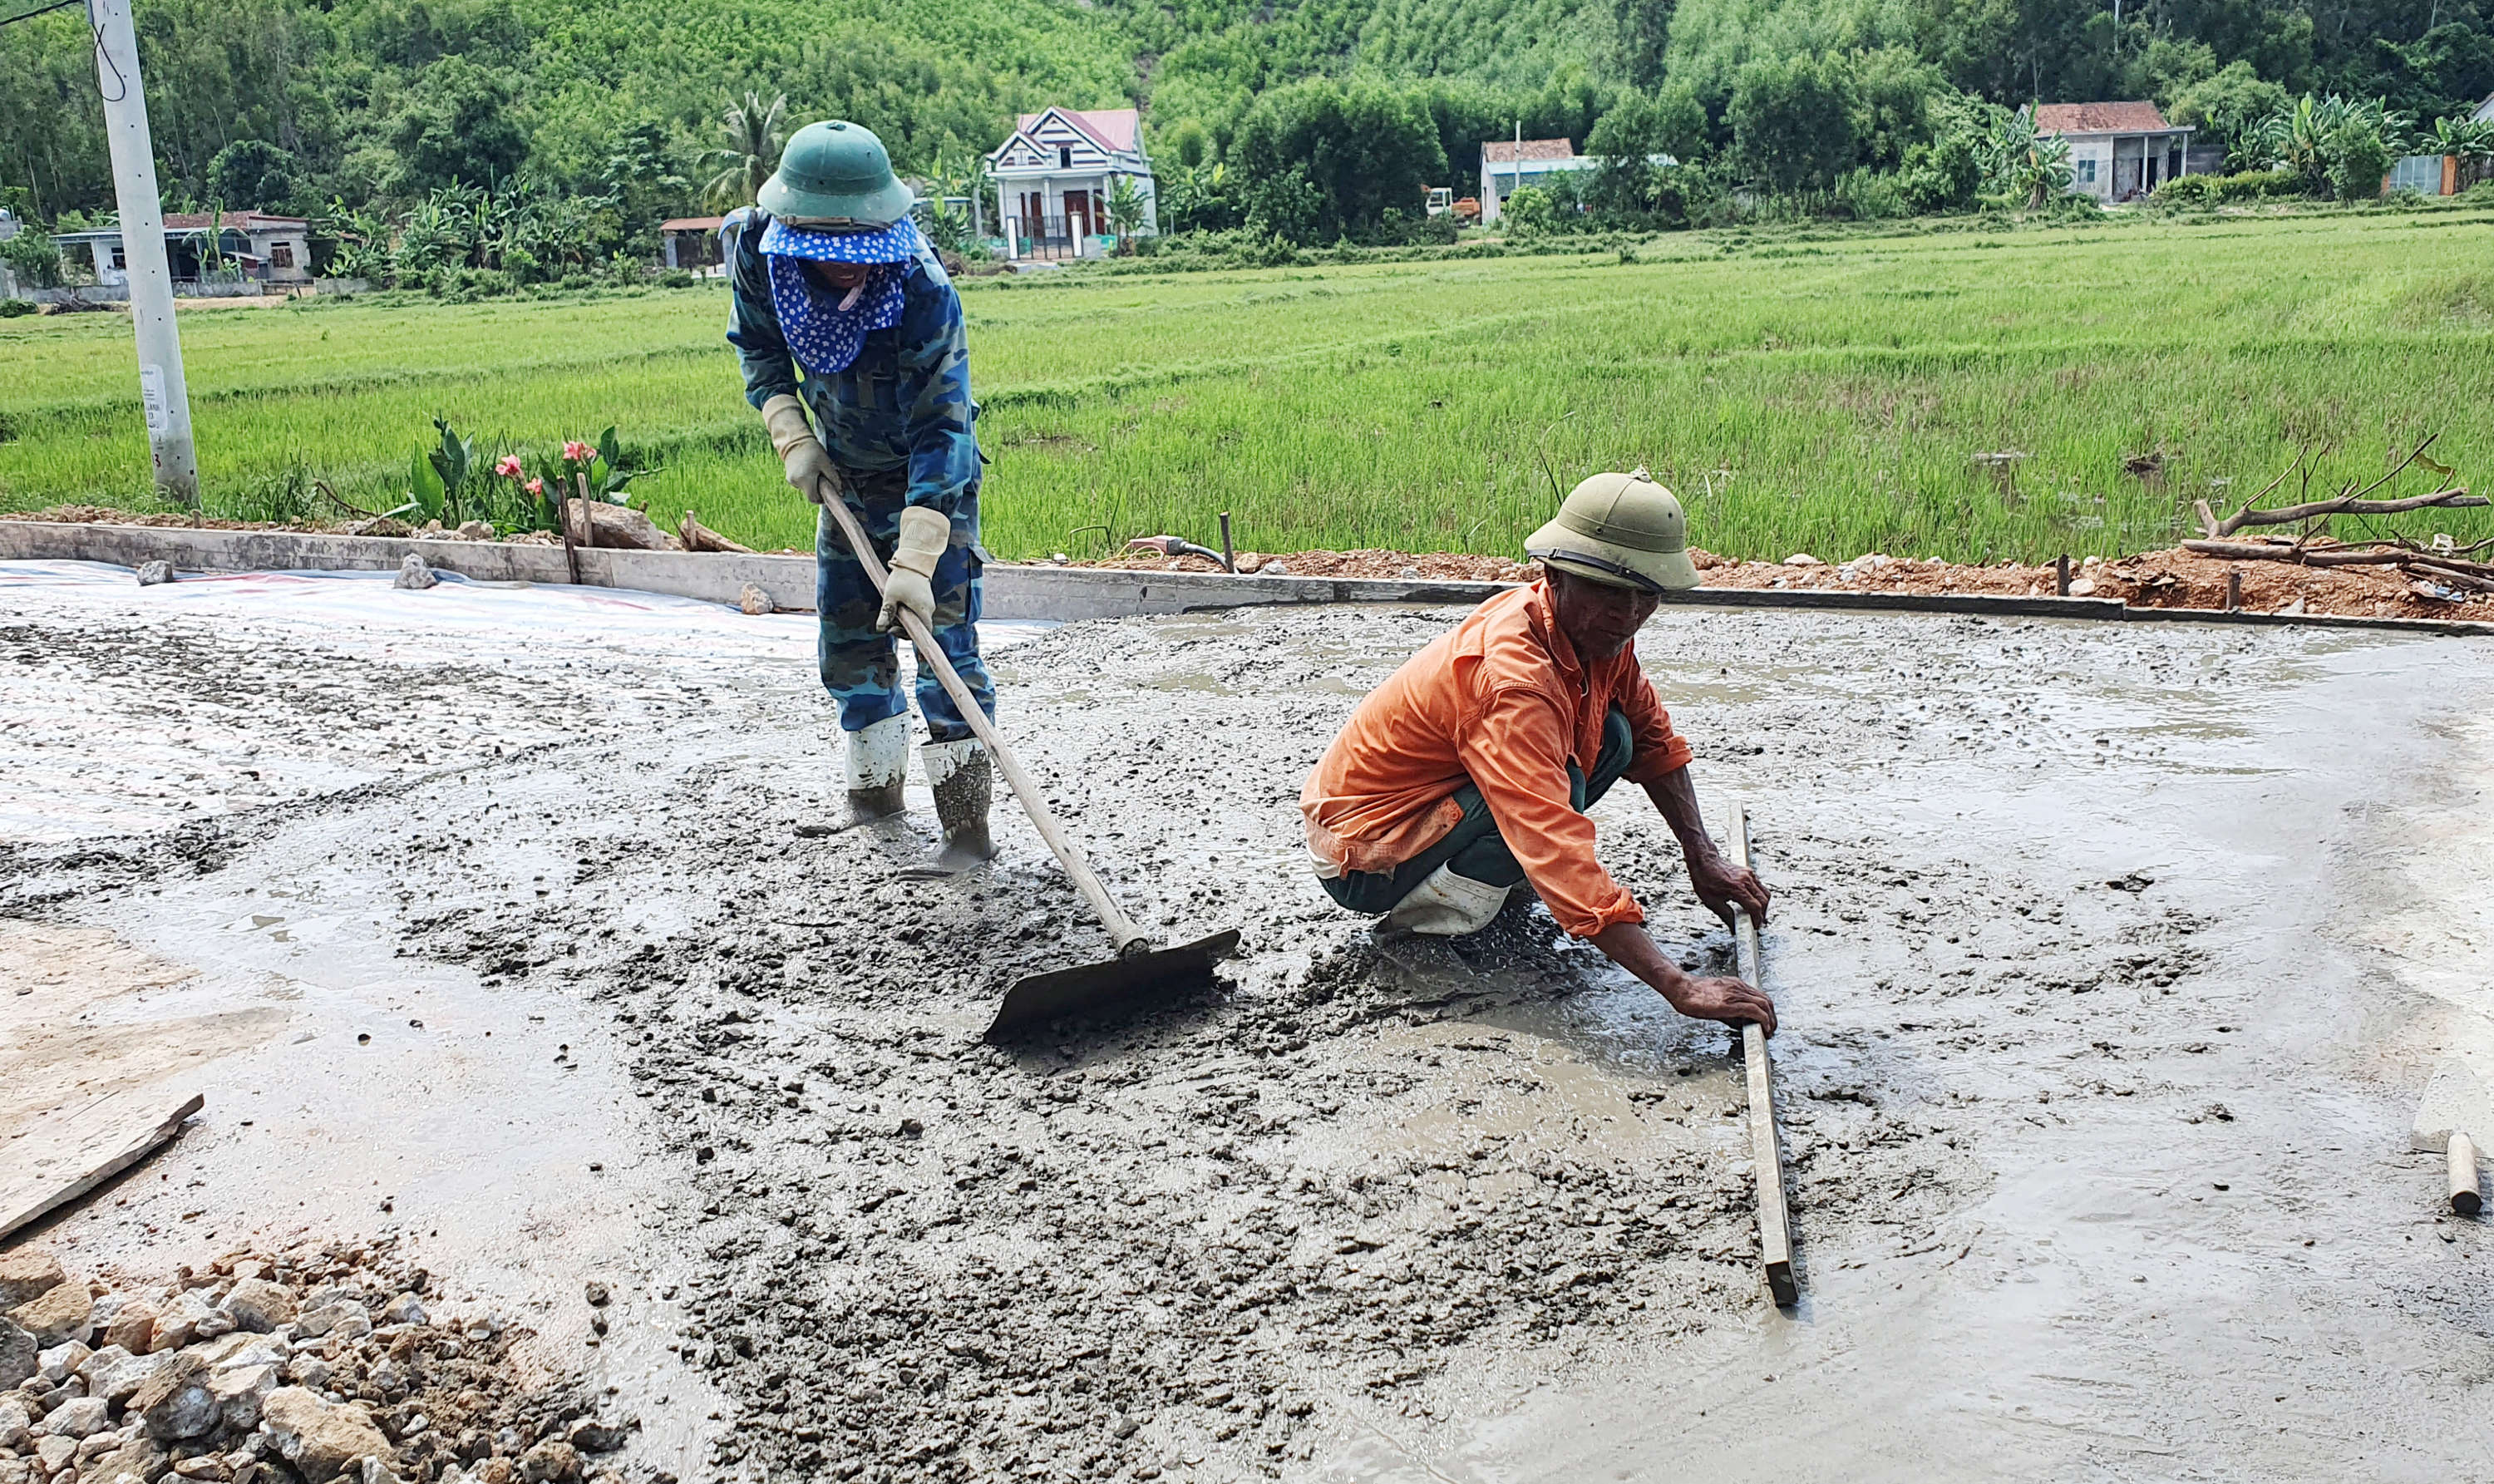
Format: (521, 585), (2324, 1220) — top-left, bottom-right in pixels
(816, 484), (1149, 952)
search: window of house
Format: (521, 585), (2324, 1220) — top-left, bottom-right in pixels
(2073, 157), (2098, 185)
(270, 242), (294, 268)
(1058, 145), (1072, 170)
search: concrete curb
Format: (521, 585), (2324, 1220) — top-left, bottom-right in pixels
(0, 519), (1507, 621)
(4, 519), (2491, 637)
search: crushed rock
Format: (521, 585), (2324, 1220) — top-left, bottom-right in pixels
(0, 1242), (630, 1484)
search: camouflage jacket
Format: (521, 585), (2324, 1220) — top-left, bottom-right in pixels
(724, 209), (982, 532)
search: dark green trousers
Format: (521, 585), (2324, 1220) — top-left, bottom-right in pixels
(1321, 707), (1636, 915)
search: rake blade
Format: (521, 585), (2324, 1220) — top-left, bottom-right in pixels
(983, 929), (1242, 1041)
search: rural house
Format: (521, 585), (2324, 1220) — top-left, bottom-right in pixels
(2033, 103), (2194, 202)
(1478, 139), (1595, 223)
(658, 215), (727, 273)
(52, 210), (313, 288)
(986, 107), (1156, 261)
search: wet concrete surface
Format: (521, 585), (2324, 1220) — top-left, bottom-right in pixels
(4, 567), (2492, 1482)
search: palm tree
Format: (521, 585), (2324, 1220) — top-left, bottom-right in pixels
(704, 93), (789, 210)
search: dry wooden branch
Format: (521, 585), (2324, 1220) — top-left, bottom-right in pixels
(2214, 486), (2482, 536)
(2182, 540), (2406, 566)
(2345, 433), (2439, 505)
(313, 480), (380, 519)
(2404, 558), (2494, 591)
(2180, 539), (2494, 594)
(678, 510), (755, 554)
(2201, 446), (2310, 536)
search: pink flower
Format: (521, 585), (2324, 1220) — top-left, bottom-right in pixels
(494, 455), (524, 479)
(525, 478), (544, 495)
(564, 441), (593, 462)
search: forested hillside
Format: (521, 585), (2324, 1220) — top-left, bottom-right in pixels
(2, 0), (2487, 229)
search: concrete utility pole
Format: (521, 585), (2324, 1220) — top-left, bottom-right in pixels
(86, 0), (200, 507)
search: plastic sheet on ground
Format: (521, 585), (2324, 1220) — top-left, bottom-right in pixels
(0, 560), (1054, 843)
(0, 560), (1053, 663)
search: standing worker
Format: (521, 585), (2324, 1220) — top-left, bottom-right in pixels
(727, 120), (996, 870)
(1300, 471), (1777, 1034)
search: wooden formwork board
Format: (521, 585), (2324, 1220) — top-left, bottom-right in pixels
(1728, 807), (1797, 1308)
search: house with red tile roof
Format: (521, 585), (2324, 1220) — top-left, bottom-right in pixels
(2033, 102), (2194, 202)
(986, 107), (1156, 260)
(1479, 138), (1591, 224)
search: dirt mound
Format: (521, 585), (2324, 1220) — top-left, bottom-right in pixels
(1047, 544), (2485, 622)
(1692, 546), (2477, 621)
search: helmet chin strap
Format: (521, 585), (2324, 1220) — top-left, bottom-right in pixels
(1529, 547), (1664, 595)
(837, 279), (867, 311)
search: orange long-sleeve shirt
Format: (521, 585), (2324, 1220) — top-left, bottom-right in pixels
(1299, 579), (1693, 938)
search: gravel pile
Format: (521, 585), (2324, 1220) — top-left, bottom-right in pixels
(0, 1243), (628, 1484)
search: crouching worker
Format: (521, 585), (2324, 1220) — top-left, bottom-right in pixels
(1299, 471), (1777, 1034)
(726, 119), (996, 870)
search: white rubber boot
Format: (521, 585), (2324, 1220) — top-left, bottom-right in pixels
(922, 738), (997, 870)
(1382, 863), (1511, 936)
(843, 715), (909, 822)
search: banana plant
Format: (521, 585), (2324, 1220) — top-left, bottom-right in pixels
(2432, 116), (2494, 187)
(1987, 110), (2073, 210)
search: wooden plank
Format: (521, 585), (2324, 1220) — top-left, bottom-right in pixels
(1729, 807), (1797, 1308)
(0, 1090), (202, 1240)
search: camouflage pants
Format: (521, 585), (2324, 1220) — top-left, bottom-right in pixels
(815, 474), (995, 741)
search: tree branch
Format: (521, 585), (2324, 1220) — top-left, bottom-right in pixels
(2214, 486), (2482, 535)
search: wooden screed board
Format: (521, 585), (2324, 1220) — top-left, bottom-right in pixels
(1728, 807), (1797, 1307)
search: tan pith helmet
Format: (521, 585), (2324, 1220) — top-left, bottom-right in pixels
(1526, 467), (1700, 593)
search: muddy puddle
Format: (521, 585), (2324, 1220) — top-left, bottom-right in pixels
(4, 565), (2492, 1482)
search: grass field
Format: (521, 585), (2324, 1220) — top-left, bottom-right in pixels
(7, 205), (2494, 564)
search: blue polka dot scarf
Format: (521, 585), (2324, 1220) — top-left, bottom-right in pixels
(761, 216), (923, 376)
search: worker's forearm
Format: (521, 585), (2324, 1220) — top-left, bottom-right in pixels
(1590, 920), (1690, 999)
(1642, 767), (1724, 860)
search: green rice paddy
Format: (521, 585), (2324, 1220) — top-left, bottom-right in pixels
(7, 205), (2493, 563)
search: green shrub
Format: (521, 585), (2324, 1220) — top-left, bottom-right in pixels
(2151, 174), (2215, 206)
(429, 266), (519, 301)
(658, 268), (695, 288)
(0, 230), (64, 289)
(0, 298), (37, 318)
(2326, 122), (2393, 202)
(2186, 169), (2307, 204)
(1501, 186), (1558, 234)
(1833, 169), (1909, 220)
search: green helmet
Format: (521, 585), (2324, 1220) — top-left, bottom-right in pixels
(758, 120), (916, 227)
(1527, 468), (1701, 593)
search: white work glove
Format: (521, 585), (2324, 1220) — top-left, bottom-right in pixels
(878, 505), (949, 635)
(762, 393), (840, 505)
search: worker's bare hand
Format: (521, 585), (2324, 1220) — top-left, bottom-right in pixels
(1688, 848), (1769, 929)
(1663, 974), (1777, 1037)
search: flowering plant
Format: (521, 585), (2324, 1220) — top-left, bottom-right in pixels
(557, 426), (653, 508)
